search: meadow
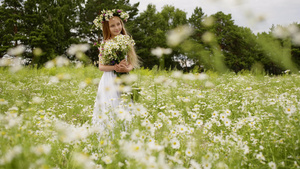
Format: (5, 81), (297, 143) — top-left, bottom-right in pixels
(0, 65), (299, 169)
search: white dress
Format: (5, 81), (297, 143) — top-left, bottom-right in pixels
(92, 71), (120, 132)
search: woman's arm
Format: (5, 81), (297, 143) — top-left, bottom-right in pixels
(98, 64), (116, 72)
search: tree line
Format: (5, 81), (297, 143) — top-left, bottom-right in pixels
(1, 0), (299, 74)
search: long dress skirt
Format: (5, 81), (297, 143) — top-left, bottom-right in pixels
(92, 71), (120, 133)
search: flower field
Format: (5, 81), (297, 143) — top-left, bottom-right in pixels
(0, 66), (299, 169)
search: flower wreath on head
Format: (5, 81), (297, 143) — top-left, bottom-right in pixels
(93, 9), (129, 30)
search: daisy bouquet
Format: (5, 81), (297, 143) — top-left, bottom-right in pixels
(97, 34), (135, 65)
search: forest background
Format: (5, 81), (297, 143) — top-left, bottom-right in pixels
(1, 0), (300, 74)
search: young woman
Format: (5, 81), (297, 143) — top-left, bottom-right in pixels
(92, 9), (139, 131)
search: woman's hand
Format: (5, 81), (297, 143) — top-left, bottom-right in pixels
(119, 59), (128, 67)
(114, 63), (129, 72)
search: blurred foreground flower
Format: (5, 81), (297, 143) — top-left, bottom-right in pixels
(154, 75), (167, 84)
(292, 32), (300, 45)
(120, 74), (138, 84)
(67, 44), (90, 61)
(56, 73), (71, 80)
(202, 16), (215, 27)
(79, 78), (93, 89)
(31, 144), (51, 156)
(0, 56), (24, 72)
(73, 152), (98, 169)
(32, 96), (44, 104)
(215, 161), (229, 169)
(54, 120), (98, 143)
(67, 44), (90, 55)
(7, 45), (25, 56)
(120, 140), (145, 160)
(48, 73), (71, 84)
(205, 81), (215, 88)
(244, 10), (267, 26)
(0, 145), (22, 165)
(75, 61), (83, 68)
(0, 109), (23, 129)
(272, 24), (300, 45)
(167, 25), (193, 47)
(33, 48), (43, 56)
(9, 57), (23, 72)
(171, 71), (183, 78)
(102, 156), (113, 164)
(197, 73), (209, 80)
(0, 98), (8, 105)
(45, 56), (70, 68)
(182, 73), (196, 81)
(202, 32), (215, 43)
(0, 57), (11, 66)
(151, 47), (172, 58)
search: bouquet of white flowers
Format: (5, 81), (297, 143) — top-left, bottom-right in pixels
(96, 34), (135, 66)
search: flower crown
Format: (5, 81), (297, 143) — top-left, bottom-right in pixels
(93, 9), (129, 30)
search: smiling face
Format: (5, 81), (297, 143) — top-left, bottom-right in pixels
(109, 17), (123, 38)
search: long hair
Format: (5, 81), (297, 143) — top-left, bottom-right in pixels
(102, 17), (140, 68)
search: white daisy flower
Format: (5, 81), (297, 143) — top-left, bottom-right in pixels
(170, 138), (180, 149)
(185, 148), (193, 157)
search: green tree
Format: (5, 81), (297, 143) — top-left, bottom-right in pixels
(131, 4), (165, 68)
(0, 0), (24, 57)
(198, 12), (259, 72)
(221, 26), (261, 72)
(24, 0), (85, 65)
(188, 7), (206, 43)
(160, 5), (188, 69)
(132, 4), (187, 69)
(186, 7), (209, 70)
(290, 23), (300, 70)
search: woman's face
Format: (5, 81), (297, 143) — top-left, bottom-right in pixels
(109, 17), (122, 38)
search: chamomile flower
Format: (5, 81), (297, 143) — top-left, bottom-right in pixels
(102, 156), (112, 164)
(195, 120), (203, 127)
(224, 118), (231, 127)
(203, 151), (214, 162)
(170, 138), (180, 149)
(170, 129), (178, 136)
(185, 148), (193, 157)
(188, 127), (195, 134)
(177, 124), (187, 133)
(191, 112), (198, 119)
(171, 110), (180, 118)
(134, 104), (147, 116)
(115, 108), (130, 121)
(256, 152), (266, 161)
(155, 122), (163, 129)
(268, 161), (276, 169)
(212, 111), (218, 118)
(224, 109), (231, 116)
(202, 160), (212, 169)
(284, 105), (296, 115)
(220, 113), (227, 121)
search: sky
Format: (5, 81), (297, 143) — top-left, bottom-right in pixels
(129, 0), (300, 33)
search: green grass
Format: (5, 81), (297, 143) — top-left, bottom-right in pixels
(0, 66), (299, 169)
